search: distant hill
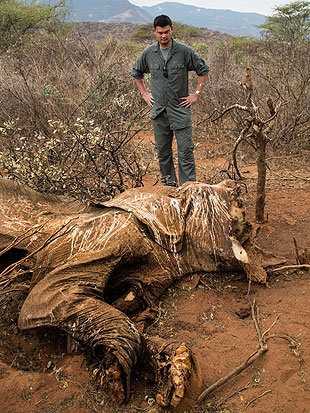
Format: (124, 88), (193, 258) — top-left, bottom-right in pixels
(65, 0), (151, 23)
(39, 0), (266, 37)
(143, 2), (265, 37)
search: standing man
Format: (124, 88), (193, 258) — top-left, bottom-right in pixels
(132, 15), (209, 186)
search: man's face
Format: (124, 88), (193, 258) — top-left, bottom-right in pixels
(154, 25), (173, 47)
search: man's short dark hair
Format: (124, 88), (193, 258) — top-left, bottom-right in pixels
(153, 15), (172, 29)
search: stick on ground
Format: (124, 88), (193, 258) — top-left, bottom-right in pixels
(245, 389), (272, 408)
(269, 264), (310, 274)
(197, 300), (267, 403)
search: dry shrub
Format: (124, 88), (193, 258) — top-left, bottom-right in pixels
(195, 37), (310, 152)
(132, 22), (203, 42)
(0, 32), (151, 201)
(253, 40), (310, 150)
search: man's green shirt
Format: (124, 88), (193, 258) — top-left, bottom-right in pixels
(132, 39), (209, 130)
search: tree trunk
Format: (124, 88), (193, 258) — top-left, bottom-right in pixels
(255, 131), (267, 223)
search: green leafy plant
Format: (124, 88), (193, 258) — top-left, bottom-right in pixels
(260, 1), (310, 43)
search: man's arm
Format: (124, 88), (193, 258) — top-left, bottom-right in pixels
(134, 78), (154, 107)
(132, 50), (153, 107)
(179, 74), (208, 108)
(180, 47), (209, 108)
(194, 75), (208, 96)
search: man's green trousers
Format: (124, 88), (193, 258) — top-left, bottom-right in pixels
(152, 110), (196, 186)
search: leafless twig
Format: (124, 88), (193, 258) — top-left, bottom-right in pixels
(232, 127), (251, 179)
(211, 104), (251, 123)
(245, 389), (272, 408)
(197, 300), (267, 403)
(268, 264), (310, 274)
(293, 237), (301, 265)
(216, 382), (251, 408)
(251, 299), (265, 350)
(262, 315), (280, 340)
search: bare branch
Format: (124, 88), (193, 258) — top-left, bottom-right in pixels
(197, 347), (267, 403)
(211, 104), (251, 123)
(232, 128), (252, 179)
(245, 390), (272, 409)
(197, 300), (268, 403)
(262, 101), (285, 125)
(216, 382), (251, 408)
(268, 264), (310, 274)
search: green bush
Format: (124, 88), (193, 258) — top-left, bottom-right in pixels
(191, 42), (208, 59)
(0, 0), (66, 52)
(260, 1), (310, 43)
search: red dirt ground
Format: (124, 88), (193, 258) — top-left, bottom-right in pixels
(0, 135), (309, 413)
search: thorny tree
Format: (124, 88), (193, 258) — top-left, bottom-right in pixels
(211, 67), (283, 223)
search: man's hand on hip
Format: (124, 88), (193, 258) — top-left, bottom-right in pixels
(179, 94), (199, 108)
(142, 91), (154, 107)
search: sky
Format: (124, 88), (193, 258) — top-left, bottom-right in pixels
(130, 0), (296, 16)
